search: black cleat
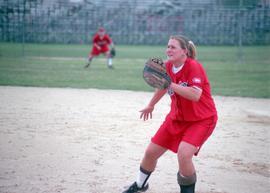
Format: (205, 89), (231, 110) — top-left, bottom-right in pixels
(122, 182), (149, 193)
(84, 63), (90, 68)
(108, 65), (114, 69)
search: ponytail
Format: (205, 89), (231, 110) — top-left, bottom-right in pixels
(187, 40), (196, 59)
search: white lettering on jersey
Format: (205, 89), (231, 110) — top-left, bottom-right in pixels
(192, 77), (201, 84)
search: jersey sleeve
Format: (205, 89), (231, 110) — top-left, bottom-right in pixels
(187, 61), (205, 89)
(105, 35), (112, 44)
(92, 34), (99, 43)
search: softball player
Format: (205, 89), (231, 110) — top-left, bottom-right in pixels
(122, 35), (217, 193)
(84, 27), (114, 69)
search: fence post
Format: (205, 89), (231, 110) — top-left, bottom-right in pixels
(22, 0), (26, 57)
(238, 0), (243, 63)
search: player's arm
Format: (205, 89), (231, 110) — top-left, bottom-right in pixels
(148, 88), (167, 107)
(94, 43), (101, 50)
(110, 41), (114, 48)
(170, 83), (202, 101)
(140, 89), (167, 121)
(107, 35), (114, 48)
(92, 35), (101, 50)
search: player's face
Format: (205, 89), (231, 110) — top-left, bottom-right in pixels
(98, 31), (105, 38)
(166, 39), (187, 64)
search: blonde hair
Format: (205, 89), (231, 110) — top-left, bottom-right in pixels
(170, 35), (197, 59)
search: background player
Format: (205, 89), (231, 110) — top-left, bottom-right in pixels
(84, 27), (114, 69)
(122, 35), (218, 193)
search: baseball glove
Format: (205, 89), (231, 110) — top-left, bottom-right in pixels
(110, 47), (116, 58)
(143, 57), (171, 89)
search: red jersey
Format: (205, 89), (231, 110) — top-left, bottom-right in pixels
(166, 58), (217, 121)
(92, 34), (112, 47)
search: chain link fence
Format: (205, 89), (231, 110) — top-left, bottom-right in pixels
(0, 0), (269, 45)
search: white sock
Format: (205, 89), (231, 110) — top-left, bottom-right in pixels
(108, 58), (112, 66)
(136, 167), (151, 188)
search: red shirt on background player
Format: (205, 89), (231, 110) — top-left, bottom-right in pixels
(84, 27), (114, 69)
(122, 35), (217, 193)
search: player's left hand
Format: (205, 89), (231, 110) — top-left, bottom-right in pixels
(143, 57), (171, 90)
(110, 47), (116, 58)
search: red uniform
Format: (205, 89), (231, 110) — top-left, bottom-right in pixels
(90, 33), (112, 56)
(152, 58), (217, 154)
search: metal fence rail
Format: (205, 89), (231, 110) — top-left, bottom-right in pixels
(0, 0), (269, 45)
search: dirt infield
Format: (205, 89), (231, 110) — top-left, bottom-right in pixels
(0, 86), (269, 193)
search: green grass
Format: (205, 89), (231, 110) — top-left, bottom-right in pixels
(0, 43), (269, 98)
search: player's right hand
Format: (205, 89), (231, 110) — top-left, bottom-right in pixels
(139, 105), (154, 121)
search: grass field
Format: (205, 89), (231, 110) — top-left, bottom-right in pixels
(0, 43), (269, 98)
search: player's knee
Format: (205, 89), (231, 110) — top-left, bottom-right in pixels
(177, 149), (194, 164)
(143, 148), (159, 161)
(178, 156), (191, 167)
(105, 53), (110, 58)
(178, 142), (197, 161)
